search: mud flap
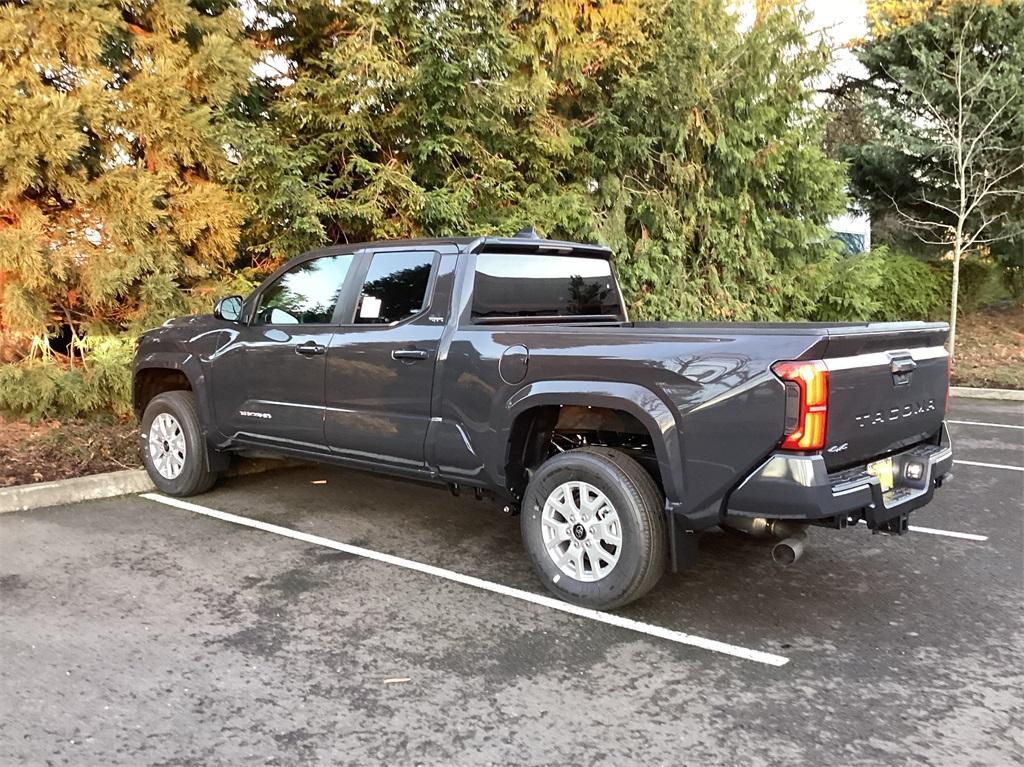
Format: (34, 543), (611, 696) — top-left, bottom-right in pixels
(668, 513), (701, 573)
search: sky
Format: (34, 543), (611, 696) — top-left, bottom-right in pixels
(803, 0), (869, 79)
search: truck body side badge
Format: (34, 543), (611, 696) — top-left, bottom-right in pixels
(240, 410), (272, 420)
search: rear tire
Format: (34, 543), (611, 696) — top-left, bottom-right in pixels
(520, 447), (667, 609)
(140, 391), (219, 497)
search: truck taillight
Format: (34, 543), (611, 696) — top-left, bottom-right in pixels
(773, 360), (829, 451)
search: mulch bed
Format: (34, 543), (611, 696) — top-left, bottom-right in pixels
(0, 416), (141, 487)
(952, 304), (1024, 390)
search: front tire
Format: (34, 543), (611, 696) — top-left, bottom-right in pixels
(520, 447), (667, 609)
(140, 391), (219, 496)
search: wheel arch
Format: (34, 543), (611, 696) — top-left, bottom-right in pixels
(502, 381), (683, 505)
(133, 357), (213, 432)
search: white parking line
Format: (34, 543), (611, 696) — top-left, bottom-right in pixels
(856, 520), (988, 541)
(953, 459), (1024, 472)
(141, 493), (790, 667)
(948, 420), (1024, 430)
(905, 525), (989, 541)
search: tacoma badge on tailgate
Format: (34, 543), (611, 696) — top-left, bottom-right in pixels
(855, 399), (937, 429)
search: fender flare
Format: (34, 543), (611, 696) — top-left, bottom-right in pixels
(133, 353), (213, 432)
(502, 380), (684, 504)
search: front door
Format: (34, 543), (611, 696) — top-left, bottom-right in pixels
(211, 252), (357, 452)
(324, 249), (442, 469)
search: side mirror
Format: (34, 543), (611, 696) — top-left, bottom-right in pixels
(213, 295), (244, 323)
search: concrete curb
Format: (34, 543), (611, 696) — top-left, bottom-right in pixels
(0, 469), (154, 514)
(0, 459), (300, 514)
(951, 386), (1024, 402)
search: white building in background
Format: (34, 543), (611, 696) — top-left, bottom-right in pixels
(829, 208), (872, 254)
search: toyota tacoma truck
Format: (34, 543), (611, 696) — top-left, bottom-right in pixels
(134, 232), (953, 608)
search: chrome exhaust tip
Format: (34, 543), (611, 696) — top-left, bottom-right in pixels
(772, 531), (808, 567)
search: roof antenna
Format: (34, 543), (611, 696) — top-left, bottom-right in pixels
(514, 226), (540, 239)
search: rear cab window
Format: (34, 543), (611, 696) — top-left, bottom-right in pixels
(471, 254), (623, 322)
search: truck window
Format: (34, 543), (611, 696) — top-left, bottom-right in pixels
(355, 251), (434, 324)
(472, 254), (622, 321)
(254, 254), (354, 325)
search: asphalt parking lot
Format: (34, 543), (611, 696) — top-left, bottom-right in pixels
(1, 397), (1022, 765)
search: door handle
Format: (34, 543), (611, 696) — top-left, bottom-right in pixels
(890, 357), (917, 374)
(890, 355), (916, 386)
(295, 341), (326, 357)
(392, 348), (429, 361)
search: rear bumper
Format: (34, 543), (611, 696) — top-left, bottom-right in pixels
(724, 425), (953, 533)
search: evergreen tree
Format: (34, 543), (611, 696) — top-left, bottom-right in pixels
(542, 0), (847, 320)
(0, 0), (253, 358)
(241, 0), (846, 320)
(232, 0), (588, 269)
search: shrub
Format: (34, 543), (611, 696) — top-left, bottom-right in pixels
(812, 246), (947, 322)
(952, 256), (1017, 313)
(0, 336), (134, 421)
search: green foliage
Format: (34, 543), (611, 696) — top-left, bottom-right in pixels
(238, 0), (846, 320)
(950, 255), (1017, 311)
(0, 0), (254, 350)
(0, 336), (133, 420)
(812, 246), (947, 322)
(234, 0), (587, 266)
(573, 1), (847, 320)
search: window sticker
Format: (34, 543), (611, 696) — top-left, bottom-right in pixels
(359, 295), (382, 319)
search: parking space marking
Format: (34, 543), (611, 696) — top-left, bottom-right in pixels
(855, 520), (988, 541)
(948, 420), (1024, 430)
(905, 525), (989, 541)
(953, 459), (1024, 472)
(141, 493), (790, 667)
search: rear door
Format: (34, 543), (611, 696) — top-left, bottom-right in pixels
(210, 252), (357, 452)
(323, 249), (444, 470)
(823, 334), (948, 470)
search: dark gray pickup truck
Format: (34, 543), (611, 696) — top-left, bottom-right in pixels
(134, 232), (953, 608)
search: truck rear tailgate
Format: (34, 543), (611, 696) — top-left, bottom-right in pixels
(820, 325), (949, 471)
